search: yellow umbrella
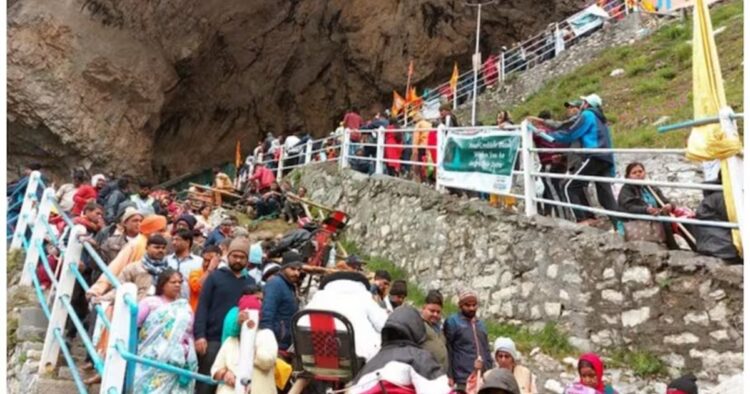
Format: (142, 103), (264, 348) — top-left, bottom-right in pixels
(687, 0), (743, 255)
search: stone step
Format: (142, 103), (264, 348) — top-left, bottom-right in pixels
(33, 377), (84, 394)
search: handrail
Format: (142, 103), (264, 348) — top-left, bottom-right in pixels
(53, 328), (89, 394)
(114, 341), (219, 385)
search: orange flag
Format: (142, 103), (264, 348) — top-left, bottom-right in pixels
(450, 62), (459, 94)
(235, 139), (242, 169)
(392, 91), (405, 115)
(406, 87), (422, 108)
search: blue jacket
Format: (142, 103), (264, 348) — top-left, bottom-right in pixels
(443, 313), (493, 385)
(204, 228), (227, 248)
(193, 267), (256, 342)
(550, 107), (614, 165)
(259, 274), (298, 350)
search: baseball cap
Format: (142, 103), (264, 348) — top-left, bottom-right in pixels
(580, 93), (603, 108)
(345, 255), (366, 270)
(564, 99), (583, 108)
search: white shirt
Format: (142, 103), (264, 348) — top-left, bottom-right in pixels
(284, 135), (302, 154)
(166, 253), (203, 299)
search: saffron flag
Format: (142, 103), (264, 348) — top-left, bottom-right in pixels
(449, 63), (459, 95)
(235, 139), (242, 169)
(391, 91), (405, 115)
(687, 0), (743, 255)
(406, 87), (422, 108)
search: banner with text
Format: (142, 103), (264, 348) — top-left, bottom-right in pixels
(437, 130), (520, 194)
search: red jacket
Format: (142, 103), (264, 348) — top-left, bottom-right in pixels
(72, 185), (97, 216)
(251, 167), (276, 190)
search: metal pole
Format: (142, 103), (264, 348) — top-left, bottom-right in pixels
(521, 120), (538, 216)
(471, 4), (481, 126)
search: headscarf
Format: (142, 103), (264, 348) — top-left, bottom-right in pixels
(221, 294), (262, 342)
(578, 353), (605, 392)
(91, 174), (106, 187)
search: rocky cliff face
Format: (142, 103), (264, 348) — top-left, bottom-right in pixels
(8, 0), (584, 181)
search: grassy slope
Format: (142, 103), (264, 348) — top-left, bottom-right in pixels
(483, 0), (743, 149)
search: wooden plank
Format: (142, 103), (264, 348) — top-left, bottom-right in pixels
(189, 183), (243, 199)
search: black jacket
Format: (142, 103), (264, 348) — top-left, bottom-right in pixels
(617, 184), (670, 215)
(194, 267), (256, 342)
(693, 189), (740, 261)
(353, 306), (446, 388)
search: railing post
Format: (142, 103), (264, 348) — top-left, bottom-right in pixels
(101, 282), (138, 394)
(499, 51), (505, 84)
(521, 120), (538, 217)
(277, 149), (284, 180)
(20, 187), (55, 286)
(39, 224), (86, 374)
(435, 125), (446, 191)
(10, 170), (42, 250)
(375, 127), (385, 175)
(718, 107), (745, 254)
(305, 139), (313, 164)
(341, 129), (350, 169)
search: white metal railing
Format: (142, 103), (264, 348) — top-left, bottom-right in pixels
(397, 0), (630, 126)
(265, 116), (742, 237)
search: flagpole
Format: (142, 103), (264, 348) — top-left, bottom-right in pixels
(471, 3), (481, 126)
(404, 60), (413, 126)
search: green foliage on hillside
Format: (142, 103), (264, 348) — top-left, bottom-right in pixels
(484, 0), (743, 149)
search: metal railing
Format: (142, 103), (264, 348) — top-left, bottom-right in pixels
(9, 174), (223, 393)
(263, 113), (743, 237)
(396, 0), (630, 126)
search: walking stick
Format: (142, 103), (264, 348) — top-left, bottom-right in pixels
(646, 185), (697, 245)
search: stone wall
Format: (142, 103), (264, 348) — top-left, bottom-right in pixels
(297, 163), (743, 383)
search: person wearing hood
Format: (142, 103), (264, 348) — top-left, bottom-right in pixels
(443, 289), (493, 392)
(563, 353), (617, 394)
(666, 373), (698, 394)
(173, 213), (197, 233)
(548, 94), (619, 226)
(479, 368), (521, 394)
(688, 176), (741, 262)
(247, 243), (264, 283)
(492, 337), (537, 394)
(349, 305), (451, 394)
(302, 270), (388, 361)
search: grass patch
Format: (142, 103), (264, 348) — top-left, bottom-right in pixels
(340, 239), (574, 358)
(609, 348), (668, 378)
(481, 0), (743, 150)
(7, 318), (18, 356)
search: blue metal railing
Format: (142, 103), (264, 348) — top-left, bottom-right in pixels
(14, 181), (222, 394)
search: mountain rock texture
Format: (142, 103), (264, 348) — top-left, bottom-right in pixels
(8, 0), (584, 181)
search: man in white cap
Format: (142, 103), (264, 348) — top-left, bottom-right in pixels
(100, 207), (143, 263)
(548, 93), (619, 226)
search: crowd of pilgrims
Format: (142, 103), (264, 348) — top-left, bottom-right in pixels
(5, 162), (707, 394)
